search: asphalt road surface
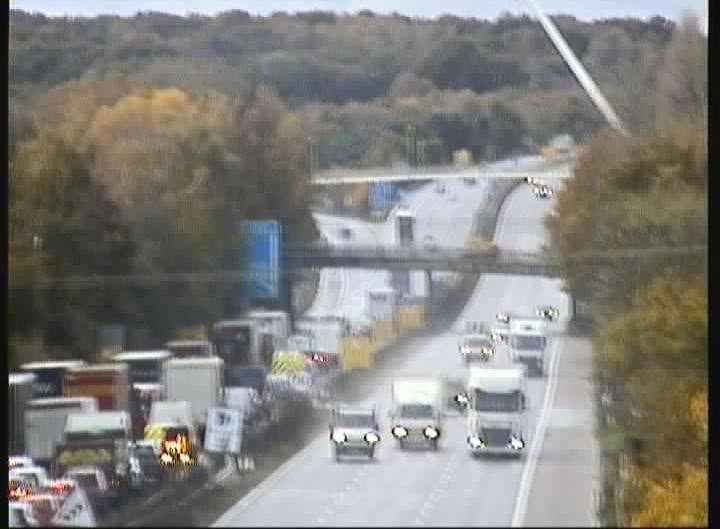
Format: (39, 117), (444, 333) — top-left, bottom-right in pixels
(214, 170), (597, 526)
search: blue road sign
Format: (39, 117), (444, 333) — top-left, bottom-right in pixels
(369, 182), (395, 211)
(241, 220), (282, 300)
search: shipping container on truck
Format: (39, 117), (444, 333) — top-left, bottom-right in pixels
(24, 397), (97, 467)
(57, 411), (132, 490)
(211, 318), (270, 368)
(63, 364), (130, 412)
(246, 310), (291, 346)
(163, 357), (224, 432)
(20, 360), (87, 399)
(165, 340), (214, 358)
(9, 373), (36, 456)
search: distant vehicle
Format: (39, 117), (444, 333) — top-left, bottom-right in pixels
(63, 364), (130, 412)
(165, 340), (213, 358)
(62, 466), (109, 494)
(9, 373), (35, 457)
(389, 377), (444, 450)
(435, 182), (446, 194)
(329, 406), (381, 461)
(25, 397), (98, 467)
(9, 466), (49, 491)
(9, 456), (35, 471)
(339, 227), (353, 240)
(457, 367), (528, 458)
(423, 235), (438, 252)
(533, 184), (553, 198)
(536, 305), (560, 321)
(19, 360), (87, 399)
(16, 493), (61, 527)
(524, 176), (539, 185)
(128, 441), (163, 485)
(463, 177), (476, 185)
(163, 357), (224, 433)
(508, 318), (548, 377)
(458, 333), (495, 364)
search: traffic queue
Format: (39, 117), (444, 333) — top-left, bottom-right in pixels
(8, 309), (348, 527)
(327, 306), (558, 461)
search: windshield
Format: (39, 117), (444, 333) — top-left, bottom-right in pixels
(511, 335), (546, 351)
(472, 390), (523, 413)
(335, 413), (375, 428)
(398, 404), (434, 419)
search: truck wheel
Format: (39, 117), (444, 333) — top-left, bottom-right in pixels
(398, 440), (405, 450)
(368, 447), (375, 459)
(431, 439), (439, 451)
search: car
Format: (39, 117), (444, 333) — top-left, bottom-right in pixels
(458, 333), (495, 364)
(463, 177), (476, 185)
(435, 182), (446, 194)
(423, 235), (438, 252)
(536, 305), (560, 321)
(62, 466), (109, 494)
(338, 227), (353, 240)
(329, 406), (381, 461)
(524, 176), (539, 185)
(9, 467), (49, 491)
(9, 457), (35, 471)
(533, 184), (553, 198)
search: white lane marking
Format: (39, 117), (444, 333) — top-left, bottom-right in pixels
(510, 337), (563, 527)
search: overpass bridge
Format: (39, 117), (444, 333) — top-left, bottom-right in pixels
(285, 244), (564, 277)
(310, 156), (576, 185)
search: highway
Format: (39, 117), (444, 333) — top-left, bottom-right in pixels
(304, 155), (552, 325)
(214, 161), (597, 526)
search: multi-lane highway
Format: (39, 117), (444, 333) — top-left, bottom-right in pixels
(214, 159), (597, 527)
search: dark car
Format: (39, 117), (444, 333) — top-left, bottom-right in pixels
(339, 227), (353, 240)
(130, 442), (163, 485)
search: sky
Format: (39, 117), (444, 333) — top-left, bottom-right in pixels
(10, 0), (707, 25)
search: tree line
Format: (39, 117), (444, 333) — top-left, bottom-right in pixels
(545, 16), (707, 526)
(10, 10), (675, 167)
(9, 81), (317, 367)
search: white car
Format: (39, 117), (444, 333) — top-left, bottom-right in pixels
(533, 185), (553, 198)
(536, 305), (560, 321)
(329, 406), (381, 461)
(9, 456), (35, 471)
(9, 466), (49, 490)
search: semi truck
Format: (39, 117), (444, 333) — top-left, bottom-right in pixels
(20, 360), (87, 399)
(9, 373), (36, 455)
(165, 340), (214, 358)
(459, 366), (528, 457)
(163, 357), (224, 438)
(211, 318), (274, 370)
(63, 364), (130, 412)
(389, 376), (445, 450)
(24, 397), (98, 467)
(56, 411), (133, 492)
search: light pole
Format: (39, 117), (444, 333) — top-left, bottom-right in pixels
(32, 234), (44, 354)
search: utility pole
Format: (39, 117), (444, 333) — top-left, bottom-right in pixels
(524, 0), (628, 135)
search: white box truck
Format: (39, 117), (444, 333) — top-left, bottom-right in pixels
(163, 357), (224, 432)
(25, 397), (98, 466)
(461, 366), (528, 457)
(389, 376), (444, 450)
(508, 317), (548, 376)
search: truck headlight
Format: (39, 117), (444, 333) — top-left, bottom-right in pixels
(364, 432), (380, 445)
(160, 453), (173, 465)
(423, 426), (439, 440)
(392, 426), (408, 439)
(509, 435), (525, 450)
(180, 453), (191, 464)
(468, 436), (485, 449)
(481, 348), (493, 357)
(332, 432), (347, 444)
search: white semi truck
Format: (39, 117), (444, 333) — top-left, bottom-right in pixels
(389, 376), (444, 450)
(459, 366), (528, 457)
(508, 317), (548, 377)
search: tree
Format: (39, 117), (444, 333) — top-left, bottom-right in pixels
(631, 466), (707, 526)
(655, 14), (707, 130)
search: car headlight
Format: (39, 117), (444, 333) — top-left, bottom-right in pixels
(423, 426), (439, 440)
(364, 432), (380, 445)
(509, 435), (525, 450)
(392, 426), (408, 439)
(160, 453), (173, 465)
(332, 432), (347, 444)
(180, 453), (191, 464)
(460, 347), (471, 355)
(468, 436), (485, 449)
(481, 347), (494, 356)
